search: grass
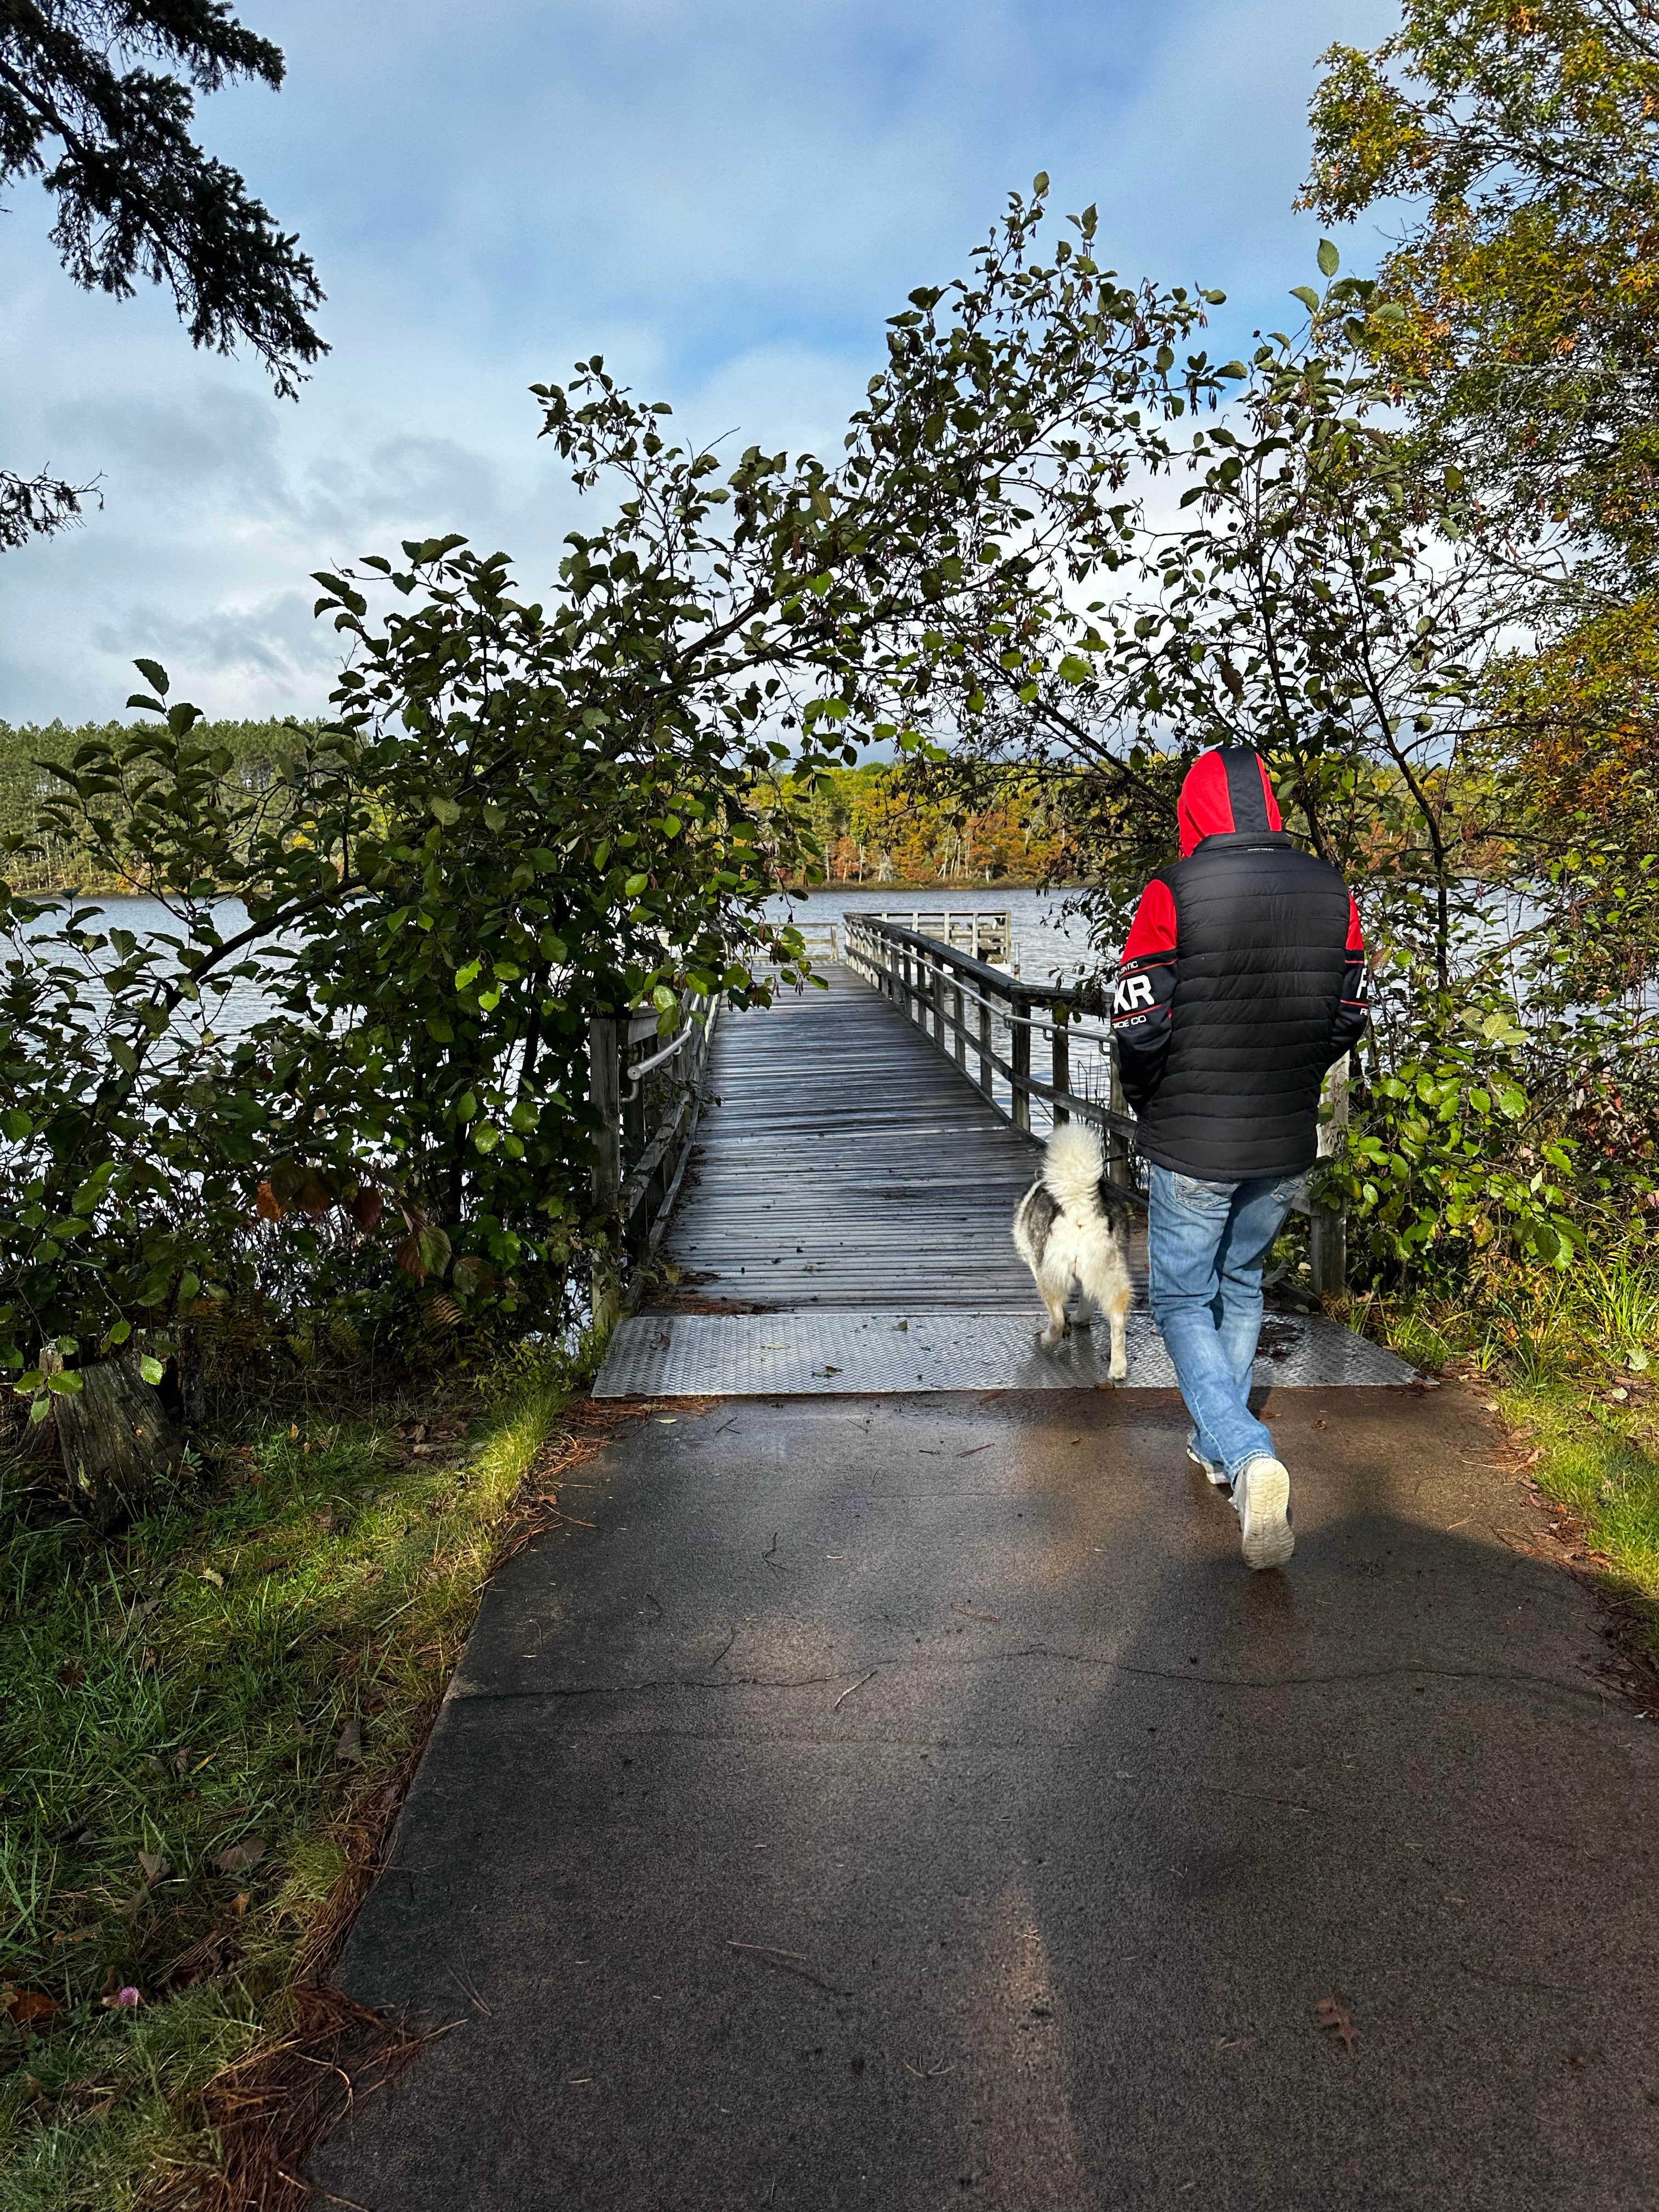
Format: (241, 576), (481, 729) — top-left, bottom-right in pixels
(0, 1353), (591, 2209)
(1357, 1243), (1659, 1658)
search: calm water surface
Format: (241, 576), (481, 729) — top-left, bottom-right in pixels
(35, 887), (1101, 1032)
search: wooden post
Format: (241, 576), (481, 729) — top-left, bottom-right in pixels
(589, 1014), (623, 1333)
(1309, 1059), (1350, 1301)
(932, 961), (947, 1049)
(1106, 1040), (1132, 1188)
(1050, 1003), (1070, 1126)
(952, 980), (966, 1069)
(978, 994), (993, 1098)
(1011, 998), (1032, 1133)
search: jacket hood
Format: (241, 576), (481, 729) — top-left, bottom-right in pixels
(1177, 747), (1284, 857)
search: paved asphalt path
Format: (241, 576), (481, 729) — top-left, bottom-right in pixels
(313, 1386), (1659, 2211)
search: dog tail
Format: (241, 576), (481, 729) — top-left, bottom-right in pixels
(1041, 1121), (1106, 1218)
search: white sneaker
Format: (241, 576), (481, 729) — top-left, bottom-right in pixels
(1186, 1442), (1231, 1488)
(1233, 1457), (1294, 1570)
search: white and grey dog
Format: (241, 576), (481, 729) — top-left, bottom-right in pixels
(1013, 1122), (1136, 1379)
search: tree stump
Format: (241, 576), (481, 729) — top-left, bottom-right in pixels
(44, 1351), (184, 1526)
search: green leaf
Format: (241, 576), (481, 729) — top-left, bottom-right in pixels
(45, 1369), (83, 1395)
(138, 1353), (165, 1386)
(1316, 239), (1339, 278)
(1290, 286), (1321, 313)
(133, 657), (170, 699)
(431, 797), (461, 827)
(624, 873), (650, 898)
(1, 1109), (29, 1142)
(417, 1224), (452, 1279)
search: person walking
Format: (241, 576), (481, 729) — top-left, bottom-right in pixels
(1111, 747), (1368, 1568)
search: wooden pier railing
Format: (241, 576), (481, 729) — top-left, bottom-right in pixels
(588, 992), (718, 1329)
(842, 912), (1350, 1299)
(772, 907), (1012, 969)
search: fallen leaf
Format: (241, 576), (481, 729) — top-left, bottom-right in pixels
(137, 1850), (170, 1884)
(232, 1892), (251, 1917)
(5, 1988), (60, 2027)
(57, 1657), (85, 1689)
(334, 1718), (364, 1767)
(200, 1566), (224, 1589)
(1314, 1991), (1358, 2052)
(213, 1836), (266, 1876)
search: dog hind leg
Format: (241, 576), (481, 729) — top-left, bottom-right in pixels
(1036, 1261), (1071, 1350)
(1106, 1286), (1131, 1382)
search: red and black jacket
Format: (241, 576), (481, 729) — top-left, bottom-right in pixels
(1111, 748), (1368, 1182)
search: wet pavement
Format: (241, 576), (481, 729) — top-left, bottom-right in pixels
(312, 1385), (1659, 2211)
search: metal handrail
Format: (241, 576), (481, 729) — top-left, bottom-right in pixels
(625, 1006), (708, 1095)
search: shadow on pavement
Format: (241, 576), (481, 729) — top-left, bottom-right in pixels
(309, 1386), (1659, 2212)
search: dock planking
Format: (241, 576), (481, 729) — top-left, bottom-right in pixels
(653, 966), (1146, 1312)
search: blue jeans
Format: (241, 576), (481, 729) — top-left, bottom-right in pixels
(1147, 1165), (1306, 1487)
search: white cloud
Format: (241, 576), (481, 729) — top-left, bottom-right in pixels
(0, 0), (1400, 726)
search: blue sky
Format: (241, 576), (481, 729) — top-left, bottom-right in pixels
(0, 0), (1396, 724)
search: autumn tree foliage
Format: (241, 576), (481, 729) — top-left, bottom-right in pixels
(1303, 0), (1659, 588)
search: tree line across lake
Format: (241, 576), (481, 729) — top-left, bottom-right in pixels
(0, 724), (1086, 893)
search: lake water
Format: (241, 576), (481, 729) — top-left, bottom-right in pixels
(20, 887), (1104, 1040)
(765, 885), (1101, 984)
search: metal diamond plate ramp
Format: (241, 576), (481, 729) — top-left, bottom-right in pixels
(594, 1307), (1417, 1397)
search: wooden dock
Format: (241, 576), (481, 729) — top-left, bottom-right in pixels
(652, 967), (1133, 1313)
